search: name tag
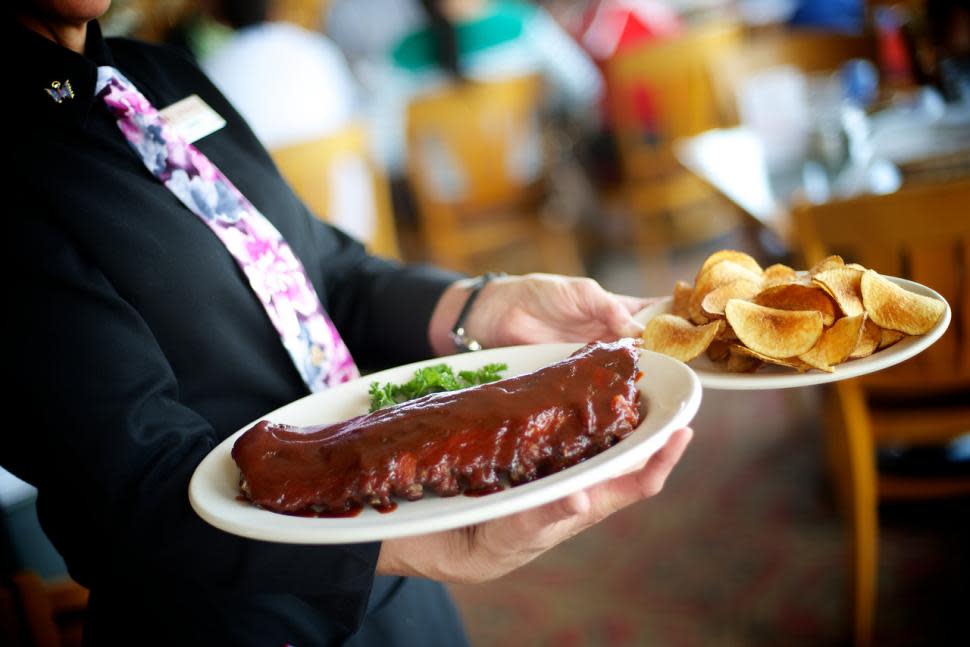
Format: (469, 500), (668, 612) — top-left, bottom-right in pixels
(159, 95), (226, 144)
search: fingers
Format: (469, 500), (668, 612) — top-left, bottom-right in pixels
(614, 294), (651, 314)
(473, 490), (592, 567)
(582, 284), (646, 339)
(503, 428), (693, 542)
(525, 490), (592, 529)
(585, 427), (694, 516)
(439, 428), (694, 582)
(634, 427), (693, 496)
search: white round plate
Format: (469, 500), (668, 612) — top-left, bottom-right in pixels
(189, 344), (701, 544)
(634, 276), (950, 390)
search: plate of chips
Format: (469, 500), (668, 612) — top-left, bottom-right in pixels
(634, 251), (950, 390)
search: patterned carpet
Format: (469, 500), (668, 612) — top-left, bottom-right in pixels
(449, 384), (970, 647)
(450, 239), (970, 647)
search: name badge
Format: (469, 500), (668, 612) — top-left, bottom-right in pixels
(159, 95), (226, 144)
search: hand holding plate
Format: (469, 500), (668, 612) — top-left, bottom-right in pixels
(375, 427), (693, 583)
(434, 274), (652, 353)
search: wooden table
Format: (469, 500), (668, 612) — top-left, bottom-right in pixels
(674, 127), (792, 242)
(674, 103), (970, 251)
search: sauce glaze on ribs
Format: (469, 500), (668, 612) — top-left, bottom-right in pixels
(232, 340), (643, 514)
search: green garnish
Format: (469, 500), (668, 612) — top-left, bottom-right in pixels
(368, 363), (508, 412)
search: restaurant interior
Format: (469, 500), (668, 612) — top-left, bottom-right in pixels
(2, 0), (968, 645)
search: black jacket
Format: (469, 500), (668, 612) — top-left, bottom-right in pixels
(5, 16), (466, 646)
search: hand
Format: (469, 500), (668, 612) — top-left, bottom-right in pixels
(376, 427), (693, 583)
(429, 273), (655, 355)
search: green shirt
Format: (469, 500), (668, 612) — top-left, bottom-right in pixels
(391, 1), (535, 72)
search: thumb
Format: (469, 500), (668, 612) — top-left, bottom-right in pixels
(577, 282), (646, 339)
(614, 294), (652, 314)
(593, 296), (645, 339)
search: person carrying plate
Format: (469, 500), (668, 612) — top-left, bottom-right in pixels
(4, 1), (692, 644)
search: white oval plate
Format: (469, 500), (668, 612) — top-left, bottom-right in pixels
(634, 276), (950, 390)
(189, 344), (702, 544)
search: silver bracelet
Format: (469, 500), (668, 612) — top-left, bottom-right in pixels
(449, 272), (505, 352)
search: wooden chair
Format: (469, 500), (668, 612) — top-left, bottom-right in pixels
(708, 29), (876, 125)
(271, 123), (402, 260)
(603, 23), (745, 249)
(0, 571), (88, 647)
(792, 179), (970, 647)
(405, 75), (585, 276)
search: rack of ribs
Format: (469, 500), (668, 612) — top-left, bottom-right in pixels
(232, 339), (643, 515)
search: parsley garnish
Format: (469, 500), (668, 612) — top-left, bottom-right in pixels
(368, 363), (507, 412)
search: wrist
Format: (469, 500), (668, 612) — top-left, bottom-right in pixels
(450, 272), (505, 352)
(377, 534), (472, 582)
(428, 273), (505, 356)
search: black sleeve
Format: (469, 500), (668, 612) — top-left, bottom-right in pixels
(113, 36), (464, 371)
(9, 215), (379, 606)
(299, 209), (464, 371)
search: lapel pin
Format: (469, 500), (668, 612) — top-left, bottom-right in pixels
(46, 79), (75, 104)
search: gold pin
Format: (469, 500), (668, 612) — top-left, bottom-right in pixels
(45, 79), (75, 104)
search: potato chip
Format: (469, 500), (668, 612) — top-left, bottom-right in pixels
(732, 344), (813, 371)
(706, 338), (731, 362)
(725, 346), (762, 373)
(860, 269), (945, 335)
(879, 328), (906, 349)
(718, 324), (738, 340)
(798, 314), (866, 372)
(809, 255), (844, 276)
(697, 250), (763, 279)
(701, 278), (763, 317)
(641, 315), (724, 363)
(752, 283), (838, 326)
(763, 263), (798, 287)
(849, 317), (881, 359)
(813, 268), (865, 317)
(671, 280), (693, 319)
(689, 261), (762, 324)
(650, 250), (941, 374)
(725, 300), (823, 358)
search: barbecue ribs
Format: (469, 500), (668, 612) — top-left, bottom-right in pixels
(232, 340), (643, 515)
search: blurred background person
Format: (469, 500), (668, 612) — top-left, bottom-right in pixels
(367, 0), (605, 177)
(200, 0), (360, 150)
(323, 0), (426, 90)
(195, 0), (383, 254)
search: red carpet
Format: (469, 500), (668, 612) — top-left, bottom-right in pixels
(450, 386), (969, 646)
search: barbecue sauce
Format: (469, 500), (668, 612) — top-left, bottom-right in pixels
(232, 340), (643, 516)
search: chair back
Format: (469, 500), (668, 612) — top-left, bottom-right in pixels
(792, 179), (970, 393)
(0, 570), (88, 647)
(709, 30), (875, 124)
(406, 75), (545, 217)
(271, 123), (401, 259)
(604, 23), (744, 183)
(405, 75), (575, 273)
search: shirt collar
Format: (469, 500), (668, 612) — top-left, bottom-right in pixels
(9, 18), (115, 131)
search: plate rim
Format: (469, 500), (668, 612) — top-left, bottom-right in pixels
(189, 345), (702, 544)
(633, 275), (951, 390)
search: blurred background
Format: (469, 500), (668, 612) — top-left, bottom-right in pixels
(3, 1), (968, 645)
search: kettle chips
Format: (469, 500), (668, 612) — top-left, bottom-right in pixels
(641, 251), (946, 373)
